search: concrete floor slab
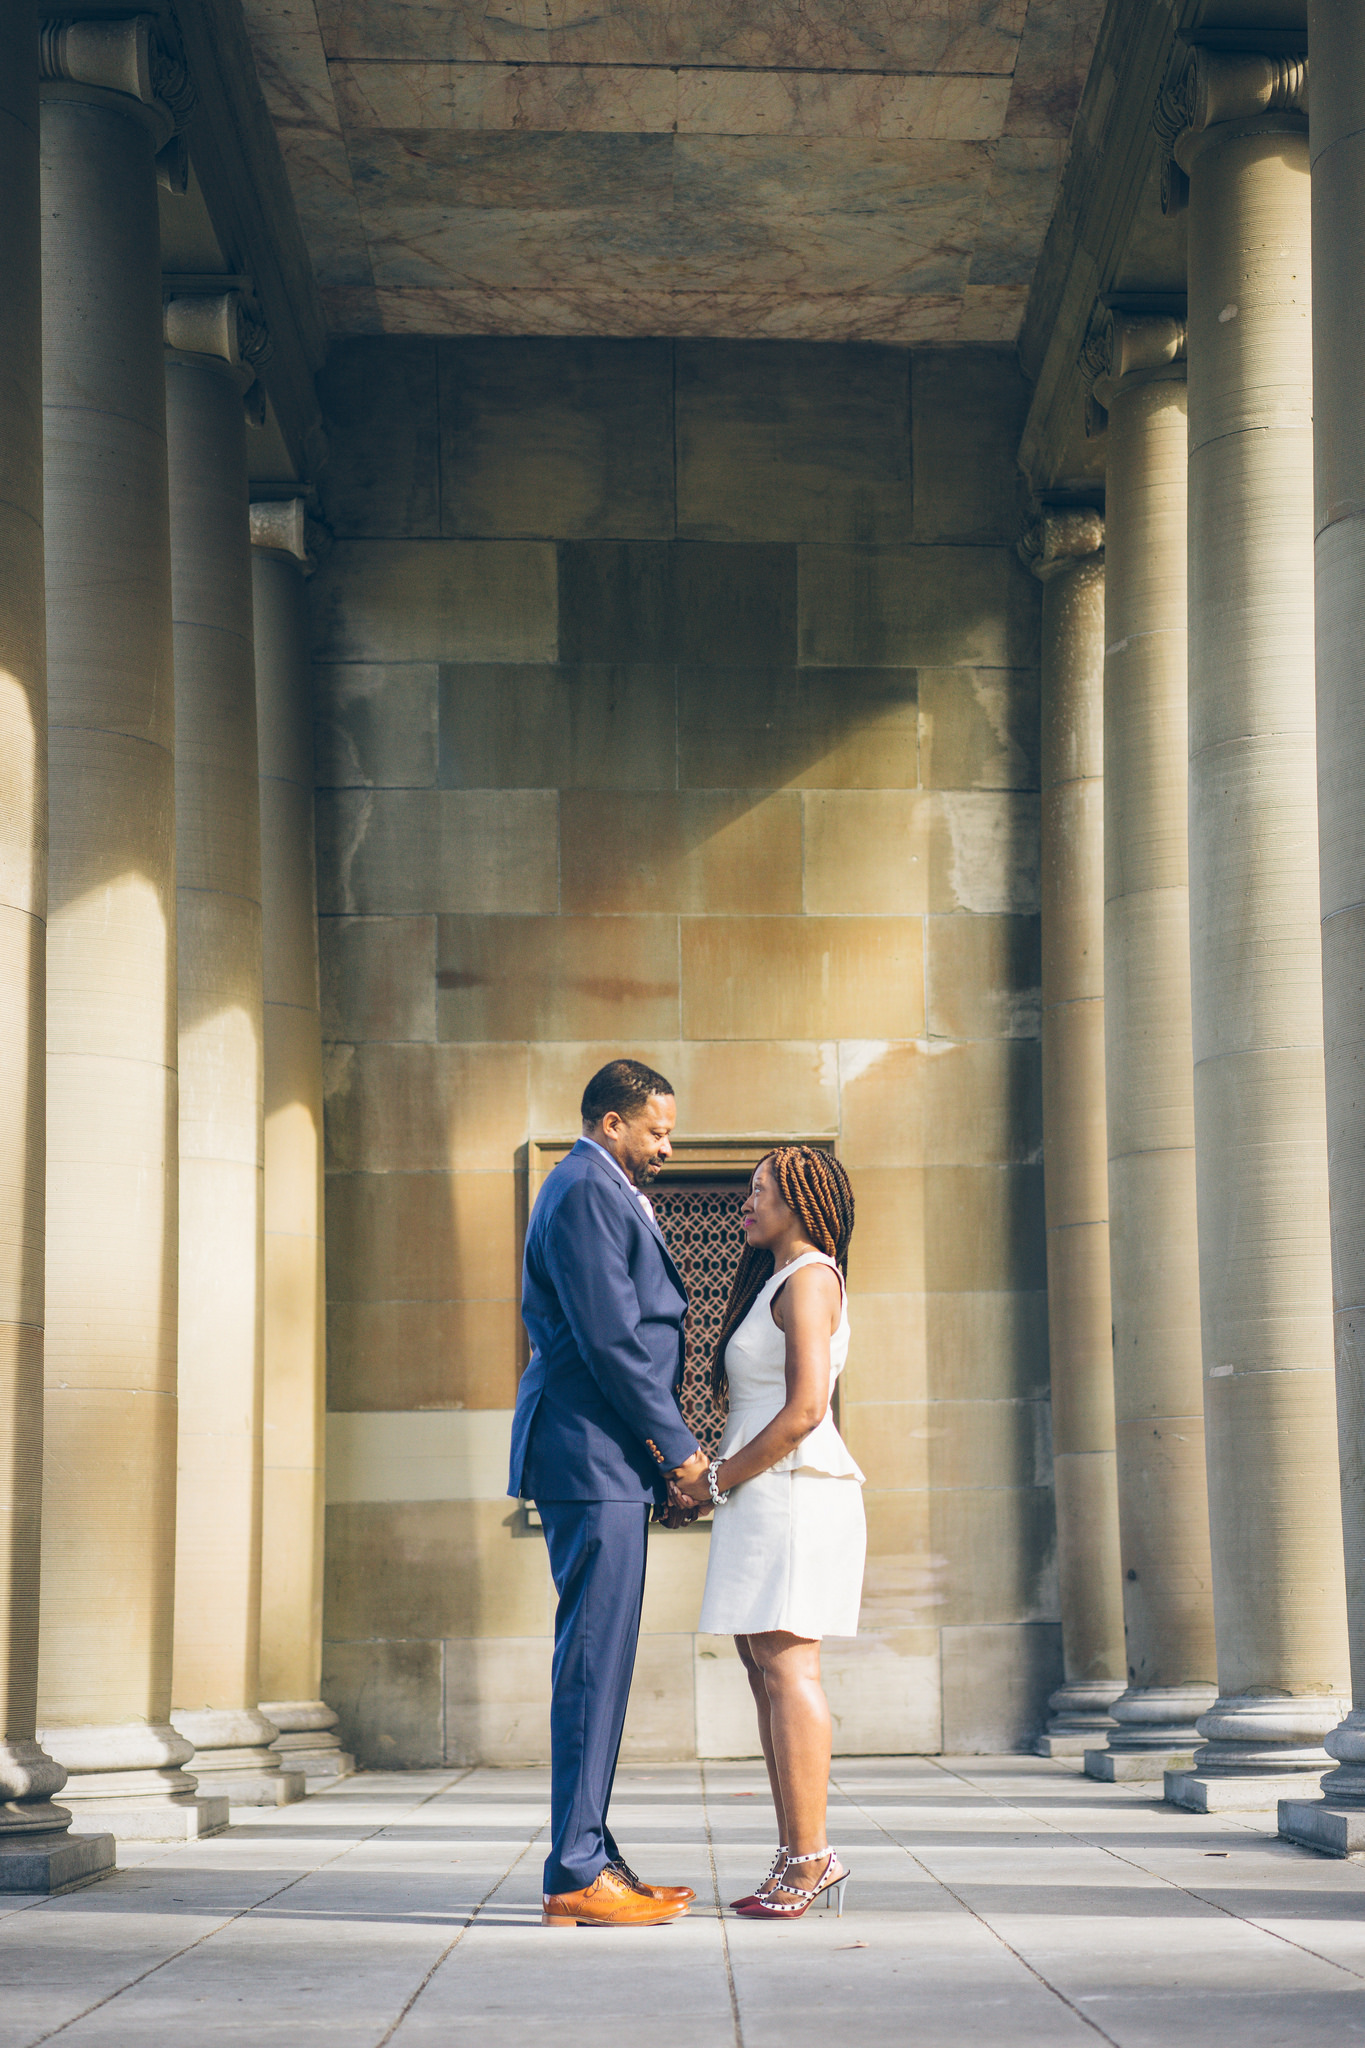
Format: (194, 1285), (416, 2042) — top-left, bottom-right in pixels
(5, 1757), (1365, 2046)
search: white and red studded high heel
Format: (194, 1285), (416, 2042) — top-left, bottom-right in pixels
(733, 1848), (849, 1919)
(730, 1845), (790, 1911)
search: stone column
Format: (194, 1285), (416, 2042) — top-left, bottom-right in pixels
(252, 502), (350, 1783)
(1283, 2), (1365, 1857)
(0, 0), (114, 1893)
(1021, 509), (1127, 1755)
(35, 16), (226, 1838)
(163, 301), (303, 1806)
(1153, 44), (1352, 1814)
(1079, 310), (1219, 1783)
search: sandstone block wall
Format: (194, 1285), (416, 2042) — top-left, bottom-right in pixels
(311, 337), (1054, 1764)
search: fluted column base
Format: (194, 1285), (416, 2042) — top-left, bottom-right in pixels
(1083, 1683), (1217, 1780)
(1164, 1694), (1348, 1812)
(1034, 1681), (1125, 1758)
(260, 1700), (354, 1782)
(0, 1740), (116, 1891)
(1279, 1706), (1365, 1854)
(171, 1708), (306, 1806)
(38, 1722), (230, 1838)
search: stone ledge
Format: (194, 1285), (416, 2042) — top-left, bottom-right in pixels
(1278, 1798), (1365, 1857)
(1165, 1768), (1326, 1813)
(1036, 1732), (1093, 1758)
(274, 1745), (355, 1780)
(0, 1829), (116, 1894)
(1085, 1748), (1196, 1782)
(64, 1795), (231, 1841)
(188, 1768), (307, 1807)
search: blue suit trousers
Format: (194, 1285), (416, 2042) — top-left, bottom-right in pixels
(537, 1498), (650, 1896)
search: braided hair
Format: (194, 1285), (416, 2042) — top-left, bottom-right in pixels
(710, 1146), (855, 1398)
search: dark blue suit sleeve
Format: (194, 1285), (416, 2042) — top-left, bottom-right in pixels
(541, 1178), (700, 1472)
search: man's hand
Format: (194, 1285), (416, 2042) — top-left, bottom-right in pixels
(667, 1448), (713, 1508)
(661, 1448), (711, 1513)
(670, 1468), (713, 1507)
(653, 1493), (703, 1529)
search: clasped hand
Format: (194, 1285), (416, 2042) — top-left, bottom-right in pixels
(651, 1447), (707, 1528)
(667, 1446), (715, 1510)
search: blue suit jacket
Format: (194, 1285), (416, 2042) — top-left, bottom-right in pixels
(509, 1140), (700, 1503)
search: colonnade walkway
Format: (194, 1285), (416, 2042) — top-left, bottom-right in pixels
(6, 1758), (1365, 2045)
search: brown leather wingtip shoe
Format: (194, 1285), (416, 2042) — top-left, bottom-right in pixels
(608, 1857), (695, 1907)
(542, 1866), (691, 1927)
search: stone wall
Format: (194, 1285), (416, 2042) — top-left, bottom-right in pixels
(310, 336), (1056, 1765)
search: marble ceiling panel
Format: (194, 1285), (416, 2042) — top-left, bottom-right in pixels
(332, 59), (680, 134)
(241, 0), (376, 289)
(321, 283), (966, 343)
(957, 283), (1031, 342)
(342, 129), (992, 214)
(969, 138), (1070, 289)
(314, 0), (1028, 71)
(670, 136), (991, 215)
(359, 197), (980, 300)
(347, 133), (992, 296)
(673, 70), (1011, 141)
(241, 0), (1104, 341)
(1003, 0), (1108, 139)
(330, 62), (1013, 141)
(350, 130), (677, 211)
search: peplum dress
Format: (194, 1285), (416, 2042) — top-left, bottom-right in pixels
(697, 1249), (866, 1641)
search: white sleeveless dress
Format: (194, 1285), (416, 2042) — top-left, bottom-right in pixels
(697, 1250), (866, 1640)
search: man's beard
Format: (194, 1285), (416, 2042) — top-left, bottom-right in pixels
(633, 1158), (663, 1188)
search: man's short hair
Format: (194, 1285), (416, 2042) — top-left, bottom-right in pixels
(581, 1059), (675, 1126)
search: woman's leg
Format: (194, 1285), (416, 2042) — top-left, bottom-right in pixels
(735, 1634), (787, 1846)
(747, 1631), (844, 1900)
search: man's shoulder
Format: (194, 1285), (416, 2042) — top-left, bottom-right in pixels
(534, 1147), (625, 1231)
(541, 1145), (606, 1201)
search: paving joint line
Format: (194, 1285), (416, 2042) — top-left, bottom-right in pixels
(376, 1810), (549, 2046)
(19, 1769), (480, 2048)
(0, 1838), (189, 1923)
(831, 1767), (1122, 2048)
(699, 1762), (744, 2048)
(923, 1759), (1365, 1990)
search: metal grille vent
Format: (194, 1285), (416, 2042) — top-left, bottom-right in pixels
(652, 1183), (746, 1458)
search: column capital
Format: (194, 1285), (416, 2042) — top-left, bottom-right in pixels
(1153, 43), (1307, 203)
(164, 289), (270, 370)
(1081, 306), (1186, 387)
(1080, 305), (1187, 425)
(1018, 507), (1104, 582)
(250, 497), (314, 571)
(39, 15), (195, 139)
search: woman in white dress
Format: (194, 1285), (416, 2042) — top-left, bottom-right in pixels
(671, 1145), (865, 1920)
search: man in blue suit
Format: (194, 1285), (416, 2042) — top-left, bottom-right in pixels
(510, 1058), (708, 1928)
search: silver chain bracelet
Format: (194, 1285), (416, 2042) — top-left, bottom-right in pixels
(707, 1458), (730, 1505)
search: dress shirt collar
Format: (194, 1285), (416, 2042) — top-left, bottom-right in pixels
(579, 1134), (647, 1201)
